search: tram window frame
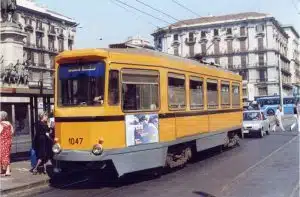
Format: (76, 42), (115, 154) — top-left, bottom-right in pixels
(189, 76), (204, 110)
(168, 73), (186, 111)
(57, 61), (106, 107)
(221, 81), (230, 108)
(207, 79), (219, 109)
(121, 69), (160, 112)
(108, 70), (120, 105)
(232, 83), (241, 107)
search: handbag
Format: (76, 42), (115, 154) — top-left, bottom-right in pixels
(30, 148), (37, 168)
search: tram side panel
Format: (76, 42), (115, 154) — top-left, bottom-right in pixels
(175, 115), (209, 139)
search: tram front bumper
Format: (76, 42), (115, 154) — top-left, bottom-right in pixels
(53, 146), (168, 177)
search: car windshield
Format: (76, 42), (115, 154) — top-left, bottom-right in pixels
(243, 112), (261, 121)
(58, 61), (105, 106)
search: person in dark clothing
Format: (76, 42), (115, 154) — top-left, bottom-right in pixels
(31, 111), (51, 175)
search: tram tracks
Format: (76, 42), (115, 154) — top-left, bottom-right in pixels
(23, 132), (298, 197)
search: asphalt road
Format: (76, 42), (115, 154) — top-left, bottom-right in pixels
(29, 118), (299, 197)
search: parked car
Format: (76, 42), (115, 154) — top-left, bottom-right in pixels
(242, 110), (271, 138)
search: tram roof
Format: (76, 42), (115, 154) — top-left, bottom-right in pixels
(56, 48), (241, 81)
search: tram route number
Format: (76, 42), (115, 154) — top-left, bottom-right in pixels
(68, 138), (83, 145)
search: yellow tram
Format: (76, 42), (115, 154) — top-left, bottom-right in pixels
(52, 48), (243, 177)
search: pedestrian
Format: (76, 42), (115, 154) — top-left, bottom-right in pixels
(0, 111), (14, 177)
(272, 105), (285, 132)
(296, 100), (300, 132)
(290, 100), (300, 132)
(31, 111), (52, 175)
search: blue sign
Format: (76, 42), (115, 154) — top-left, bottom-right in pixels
(59, 61), (105, 79)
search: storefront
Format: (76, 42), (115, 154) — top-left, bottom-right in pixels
(0, 87), (53, 154)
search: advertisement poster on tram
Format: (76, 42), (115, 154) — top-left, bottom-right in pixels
(125, 114), (159, 146)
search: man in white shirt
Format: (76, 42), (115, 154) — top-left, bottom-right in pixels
(290, 100), (300, 132)
(273, 105), (285, 132)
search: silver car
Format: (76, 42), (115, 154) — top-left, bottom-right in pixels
(242, 110), (271, 138)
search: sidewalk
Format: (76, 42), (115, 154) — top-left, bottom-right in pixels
(0, 161), (49, 197)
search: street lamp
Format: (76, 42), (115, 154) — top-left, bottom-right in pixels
(278, 46), (284, 108)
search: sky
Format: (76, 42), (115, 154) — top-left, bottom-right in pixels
(35, 0), (300, 49)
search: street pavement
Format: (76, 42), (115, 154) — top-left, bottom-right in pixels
(2, 116), (299, 197)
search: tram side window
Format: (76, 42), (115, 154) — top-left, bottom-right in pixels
(108, 70), (119, 105)
(221, 82), (230, 108)
(207, 80), (218, 109)
(190, 77), (204, 110)
(168, 73), (186, 110)
(122, 69), (159, 111)
(232, 84), (240, 107)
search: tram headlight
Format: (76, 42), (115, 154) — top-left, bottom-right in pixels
(52, 143), (61, 154)
(92, 144), (103, 155)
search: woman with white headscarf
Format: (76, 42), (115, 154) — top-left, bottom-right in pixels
(0, 111), (14, 176)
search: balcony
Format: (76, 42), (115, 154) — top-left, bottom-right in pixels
(58, 30), (64, 39)
(24, 23), (33, 31)
(27, 62), (53, 71)
(24, 42), (58, 55)
(185, 37), (196, 45)
(228, 65), (248, 71)
(253, 47), (267, 52)
(200, 35), (207, 41)
(157, 44), (162, 51)
(36, 26), (45, 34)
(68, 34), (75, 41)
(172, 39), (180, 46)
(48, 47), (58, 53)
(281, 65), (291, 75)
(24, 42), (36, 49)
(48, 28), (56, 36)
(36, 44), (45, 50)
(237, 32), (248, 39)
(256, 78), (268, 83)
(282, 82), (293, 89)
(256, 29), (265, 36)
(254, 63), (268, 68)
(213, 35), (221, 41)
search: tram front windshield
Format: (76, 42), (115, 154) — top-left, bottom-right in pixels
(58, 61), (105, 106)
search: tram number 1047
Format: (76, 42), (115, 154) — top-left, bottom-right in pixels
(68, 138), (83, 145)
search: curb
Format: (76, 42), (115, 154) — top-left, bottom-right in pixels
(0, 178), (50, 197)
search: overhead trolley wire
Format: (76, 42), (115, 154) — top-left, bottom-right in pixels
(291, 0), (300, 14)
(171, 0), (201, 18)
(109, 0), (160, 28)
(135, 0), (189, 26)
(112, 0), (173, 25)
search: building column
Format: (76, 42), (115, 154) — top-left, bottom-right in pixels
(11, 104), (15, 129)
(43, 96), (47, 112)
(47, 97), (51, 113)
(29, 97), (34, 144)
(34, 96), (38, 126)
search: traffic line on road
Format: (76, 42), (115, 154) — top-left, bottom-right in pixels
(59, 178), (89, 188)
(288, 182), (300, 197)
(220, 135), (299, 194)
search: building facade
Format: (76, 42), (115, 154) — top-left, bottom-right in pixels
(0, 0), (77, 154)
(283, 26), (300, 96)
(109, 36), (155, 50)
(152, 12), (295, 101)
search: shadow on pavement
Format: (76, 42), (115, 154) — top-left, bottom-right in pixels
(45, 146), (232, 191)
(193, 191), (217, 197)
(47, 164), (163, 190)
